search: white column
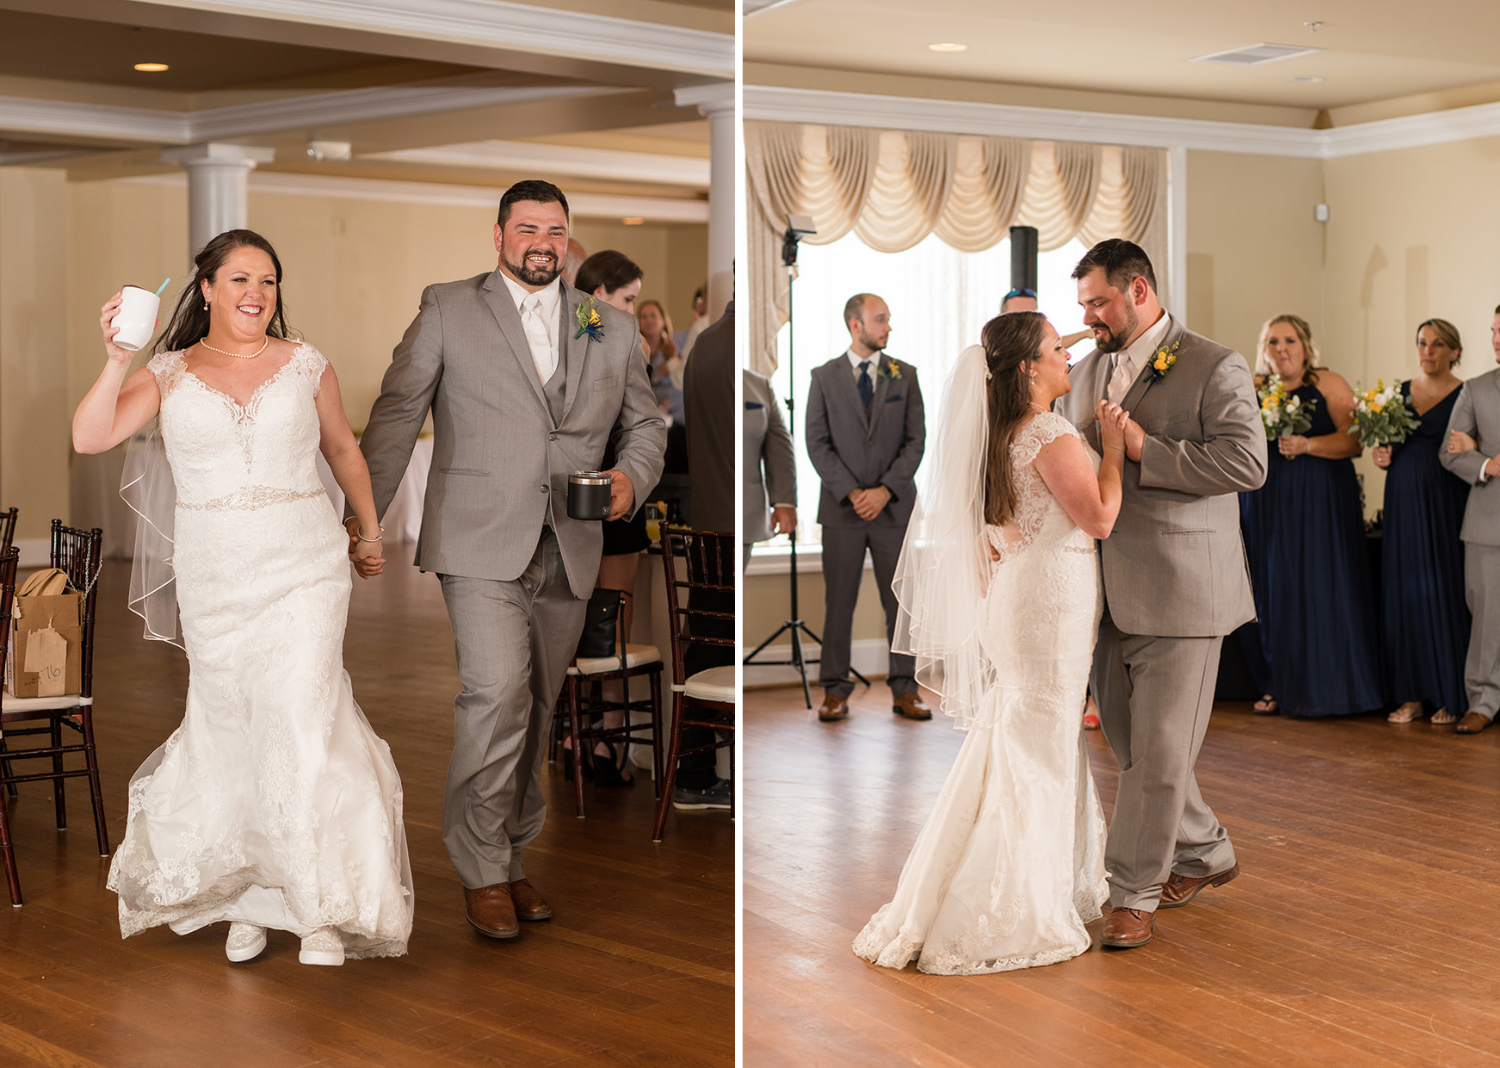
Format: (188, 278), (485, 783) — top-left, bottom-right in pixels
(160, 143), (275, 259)
(675, 83), (735, 319)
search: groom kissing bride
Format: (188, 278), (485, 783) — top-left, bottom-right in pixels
(856, 239), (1266, 973)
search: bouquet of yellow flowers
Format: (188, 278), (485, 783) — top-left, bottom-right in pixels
(1347, 379), (1419, 448)
(1258, 374), (1316, 445)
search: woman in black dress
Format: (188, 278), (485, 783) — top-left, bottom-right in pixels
(1238, 314), (1384, 718)
(1373, 319), (1471, 724)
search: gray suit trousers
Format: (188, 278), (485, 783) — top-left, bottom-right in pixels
(1466, 542), (1500, 720)
(1092, 621), (1236, 911)
(439, 528), (588, 888)
(819, 524), (915, 697)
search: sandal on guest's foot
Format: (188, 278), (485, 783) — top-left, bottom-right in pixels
(1388, 701), (1425, 723)
(225, 922), (267, 963)
(299, 927), (345, 966)
(1252, 695), (1279, 716)
(1431, 707), (1458, 725)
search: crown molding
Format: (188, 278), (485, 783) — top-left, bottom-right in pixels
(0, 85), (605, 146)
(127, 0), (734, 77)
(367, 138), (709, 187)
(744, 84), (1500, 159)
(115, 169), (710, 222)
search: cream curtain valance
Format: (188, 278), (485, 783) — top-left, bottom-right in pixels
(746, 121), (1169, 375)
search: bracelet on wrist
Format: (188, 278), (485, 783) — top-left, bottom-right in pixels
(346, 517), (383, 542)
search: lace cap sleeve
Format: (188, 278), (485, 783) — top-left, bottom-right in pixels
(1012, 411), (1079, 468)
(146, 350), (186, 397)
(289, 341), (330, 396)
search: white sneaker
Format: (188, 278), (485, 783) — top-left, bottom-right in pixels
(298, 927), (345, 966)
(225, 923), (267, 963)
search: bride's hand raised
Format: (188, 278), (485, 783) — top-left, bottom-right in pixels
(99, 291), (156, 366)
(1095, 399), (1130, 456)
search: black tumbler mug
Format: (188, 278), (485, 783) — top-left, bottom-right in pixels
(567, 471), (612, 520)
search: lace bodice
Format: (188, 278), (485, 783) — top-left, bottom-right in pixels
(149, 344), (329, 509)
(986, 411), (1098, 563)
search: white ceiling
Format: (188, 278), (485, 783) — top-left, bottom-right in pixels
(745, 1), (1500, 115)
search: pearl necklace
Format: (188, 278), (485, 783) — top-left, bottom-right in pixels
(198, 336), (270, 359)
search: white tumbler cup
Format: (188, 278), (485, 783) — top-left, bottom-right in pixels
(111, 286), (161, 352)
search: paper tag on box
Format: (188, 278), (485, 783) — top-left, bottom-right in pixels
(23, 625), (68, 697)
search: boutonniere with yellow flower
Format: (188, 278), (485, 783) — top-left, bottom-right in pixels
(1146, 340), (1180, 382)
(880, 358), (903, 380)
(574, 298), (604, 342)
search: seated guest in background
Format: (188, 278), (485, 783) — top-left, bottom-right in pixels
(1238, 313), (1383, 718)
(673, 285), (709, 364)
(743, 368), (797, 570)
(677, 297), (736, 810)
(1440, 305), (1500, 735)
(573, 249), (652, 784)
(1373, 319), (1471, 725)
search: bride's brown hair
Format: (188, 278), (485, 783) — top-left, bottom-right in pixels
(982, 311), (1047, 526)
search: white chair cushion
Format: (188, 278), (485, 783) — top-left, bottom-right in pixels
(573, 643), (662, 676)
(2, 693), (90, 713)
(684, 665), (735, 703)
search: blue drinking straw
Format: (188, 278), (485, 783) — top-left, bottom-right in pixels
(154, 278), (171, 297)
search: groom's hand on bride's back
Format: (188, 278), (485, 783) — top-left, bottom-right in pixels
(605, 469), (635, 521)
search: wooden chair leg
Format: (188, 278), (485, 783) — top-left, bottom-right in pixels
(81, 708), (109, 856)
(566, 674), (587, 819)
(50, 717), (66, 830)
(0, 785), (20, 906)
(652, 691), (686, 842)
(648, 669), (664, 801)
(1, 737), (16, 799)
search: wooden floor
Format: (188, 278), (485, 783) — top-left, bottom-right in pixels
(745, 682), (1500, 1067)
(0, 549), (733, 1068)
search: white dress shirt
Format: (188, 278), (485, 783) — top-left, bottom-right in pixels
(845, 348), (879, 380)
(1106, 311), (1173, 404)
(500, 270), (562, 384)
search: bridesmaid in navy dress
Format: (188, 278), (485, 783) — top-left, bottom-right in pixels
(1373, 319), (1472, 725)
(1238, 314), (1383, 718)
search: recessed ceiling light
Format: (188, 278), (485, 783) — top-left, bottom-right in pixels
(1288, 75), (1324, 84)
(622, 217), (645, 226)
(133, 62), (169, 72)
(928, 42), (968, 53)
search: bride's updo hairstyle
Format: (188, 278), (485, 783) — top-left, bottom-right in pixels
(156, 229), (294, 354)
(981, 311), (1048, 526)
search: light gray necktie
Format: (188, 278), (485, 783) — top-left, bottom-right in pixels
(1107, 350), (1136, 404)
(521, 293), (555, 383)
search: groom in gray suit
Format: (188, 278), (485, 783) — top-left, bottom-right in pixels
(1441, 305), (1500, 735)
(1056, 239), (1266, 949)
(356, 180), (665, 939)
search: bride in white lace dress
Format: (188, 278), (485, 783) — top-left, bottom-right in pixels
(74, 230), (413, 967)
(853, 311), (1129, 975)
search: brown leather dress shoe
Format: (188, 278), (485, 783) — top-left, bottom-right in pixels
(1456, 711), (1492, 734)
(509, 878), (553, 921)
(1101, 906), (1155, 948)
(464, 884), (520, 939)
(1159, 861), (1240, 909)
(892, 693), (933, 721)
(818, 693), (849, 722)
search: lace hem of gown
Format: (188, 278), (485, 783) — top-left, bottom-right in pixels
(853, 920), (1100, 976)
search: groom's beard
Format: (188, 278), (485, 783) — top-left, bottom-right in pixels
(502, 245), (561, 287)
(1093, 305), (1139, 354)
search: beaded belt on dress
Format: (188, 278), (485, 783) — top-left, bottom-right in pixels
(178, 486), (327, 511)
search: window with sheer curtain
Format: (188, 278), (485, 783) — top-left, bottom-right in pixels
(759, 231), (1092, 559)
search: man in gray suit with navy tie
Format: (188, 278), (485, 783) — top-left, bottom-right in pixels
(806, 293), (929, 723)
(357, 180), (665, 940)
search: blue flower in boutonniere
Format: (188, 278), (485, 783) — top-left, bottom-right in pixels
(879, 358), (903, 380)
(1146, 340), (1180, 382)
(574, 298), (605, 342)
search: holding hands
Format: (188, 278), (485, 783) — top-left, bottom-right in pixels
(344, 517), (386, 579)
(1095, 399), (1131, 456)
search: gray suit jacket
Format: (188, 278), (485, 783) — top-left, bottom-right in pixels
(359, 268), (666, 598)
(1056, 317), (1267, 637)
(805, 352), (925, 529)
(744, 369), (796, 544)
(1439, 366), (1499, 547)
(683, 303), (735, 534)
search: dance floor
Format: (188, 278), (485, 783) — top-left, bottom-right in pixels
(745, 682), (1500, 1067)
(0, 550), (733, 1068)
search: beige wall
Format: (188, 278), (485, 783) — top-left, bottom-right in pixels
(2, 168), (70, 542)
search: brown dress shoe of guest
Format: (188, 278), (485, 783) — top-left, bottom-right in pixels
(1101, 906), (1155, 948)
(509, 878), (553, 921)
(464, 884), (520, 939)
(892, 693), (933, 721)
(818, 693), (849, 722)
(1456, 711), (1492, 734)
(1159, 862), (1240, 909)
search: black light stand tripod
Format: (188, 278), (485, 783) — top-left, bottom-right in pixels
(742, 216), (869, 708)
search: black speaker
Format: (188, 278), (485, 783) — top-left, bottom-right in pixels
(1009, 226), (1039, 295)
